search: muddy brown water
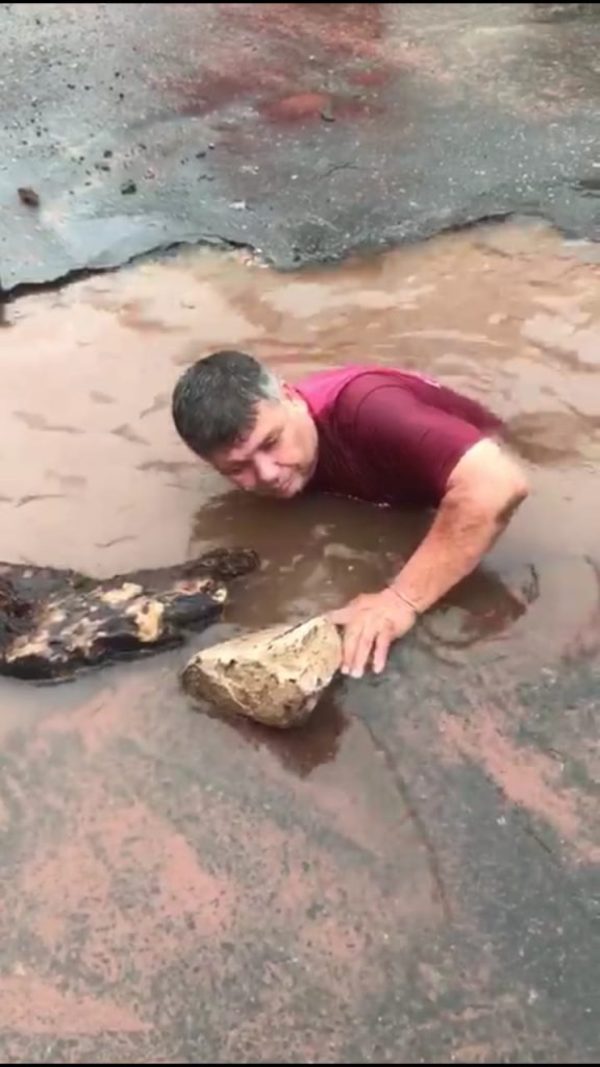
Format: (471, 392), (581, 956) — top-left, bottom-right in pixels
(0, 218), (593, 768)
(2, 219), (600, 1058)
(3, 221), (600, 611)
(1, 218), (599, 842)
(1, 220), (597, 717)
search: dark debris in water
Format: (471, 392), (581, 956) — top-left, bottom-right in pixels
(0, 549), (259, 682)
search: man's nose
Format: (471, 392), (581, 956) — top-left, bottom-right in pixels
(254, 454), (279, 485)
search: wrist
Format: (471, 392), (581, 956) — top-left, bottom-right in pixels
(388, 584), (421, 616)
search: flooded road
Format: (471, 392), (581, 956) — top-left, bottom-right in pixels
(1, 220), (599, 1062)
(3, 217), (600, 655)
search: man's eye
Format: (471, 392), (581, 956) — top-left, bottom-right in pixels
(265, 434), (280, 449)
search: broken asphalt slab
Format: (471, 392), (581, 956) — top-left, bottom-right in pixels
(1, 1), (600, 290)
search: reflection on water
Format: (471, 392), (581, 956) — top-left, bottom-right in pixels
(1, 216), (600, 765)
(187, 487), (539, 661)
(200, 672), (349, 779)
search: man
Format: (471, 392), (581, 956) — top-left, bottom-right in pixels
(172, 350), (529, 679)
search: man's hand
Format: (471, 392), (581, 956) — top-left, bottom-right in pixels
(328, 589), (417, 679)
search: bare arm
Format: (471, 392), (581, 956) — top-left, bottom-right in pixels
(390, 438), (529, 613)
(330, 439), (529, 676)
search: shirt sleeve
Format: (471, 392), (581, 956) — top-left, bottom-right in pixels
(337, 381), (486, 502)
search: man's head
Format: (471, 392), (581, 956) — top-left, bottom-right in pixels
(171, 351), (318, 498)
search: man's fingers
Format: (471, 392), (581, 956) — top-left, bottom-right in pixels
(349, 620), (379, 679)
(341, 619), (365, 676)
(331, 597), (402, 679)
(373, 626), (393, 675)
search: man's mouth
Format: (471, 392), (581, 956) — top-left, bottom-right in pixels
(256, 472), (300, 497)
(272, 473), (295, 496)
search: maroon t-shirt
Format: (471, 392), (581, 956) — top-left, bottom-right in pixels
(295, 365), (504, 507)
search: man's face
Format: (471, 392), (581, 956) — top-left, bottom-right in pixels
(209, 389), (318, 499)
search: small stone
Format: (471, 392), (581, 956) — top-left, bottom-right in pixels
(17, 186), (40, 207)
(120, 179), (137, 195)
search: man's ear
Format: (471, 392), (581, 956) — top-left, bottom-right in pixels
(281, 380), (295, 402)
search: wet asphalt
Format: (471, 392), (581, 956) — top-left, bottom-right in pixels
(1, 2), (599, 289)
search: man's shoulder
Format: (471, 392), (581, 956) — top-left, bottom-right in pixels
(329, 367), (419, 426)
(296, 364), (414, 420)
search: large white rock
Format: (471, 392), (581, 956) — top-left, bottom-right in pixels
(182, 616), (342, 729)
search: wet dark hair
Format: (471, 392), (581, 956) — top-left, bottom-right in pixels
(171, 350), (281, 457)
